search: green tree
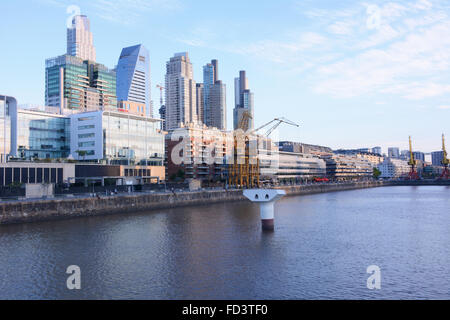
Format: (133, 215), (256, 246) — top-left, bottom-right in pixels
(373, 167), (382, 179)
(76, 150), (87, 161)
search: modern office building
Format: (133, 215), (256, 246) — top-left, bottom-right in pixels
(431, 151), (444, 166)
(322, 154), (373, 180)
(278, 141), (333, 156)
(1, 95), (69, 161)
(12, 109), (70, 160)
(70, 110), (164, 166)
(259, 151), (326, 183)
(334, 149), (384, 167)
(372, 147), (382, 155)
(196, 83), (204, 124)
(412, 151), (425, 162)
(388, 147), (400, 159)
(233, 71), (254, 131)
(67, 15), (96, 62)
(0, 95), (15, 163)
(45, 55), (117, 112)
(202, 60), (226, 130)
(165, 52), (197, 130)
(116, 44), (152, 117)
(378, 158), (410, 179)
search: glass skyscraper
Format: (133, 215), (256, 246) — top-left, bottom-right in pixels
(116, 44), (152, 117)
(45, 55), (117, 112)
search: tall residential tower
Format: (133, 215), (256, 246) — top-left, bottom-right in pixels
(165, 52), (197, 130)
(202, 60), (226, 130)
(233, 71), (254, 131)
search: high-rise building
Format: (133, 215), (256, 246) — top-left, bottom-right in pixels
(116, 44), (152, 117)
(45, 55), (117, 112)
(233, 70), (254, 131)
(159, 105), (166, 131)
(165, 52), (197, 130)
(412, 151), (425, 162)
(431, 151), (444, 166)
(196, 83), (204, 125)
(372, 147), (382, 155)
(388, 147), (400, 159)
(202, 60), (226, 130)
(67, 15), (96, 62)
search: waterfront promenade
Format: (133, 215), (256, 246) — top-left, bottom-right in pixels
(0, 180), (448, 225)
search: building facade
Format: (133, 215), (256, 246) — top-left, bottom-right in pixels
(67, 15), (96, 62)
(260, 151), (326, 183)
(431, 151), (444, 166)
(45, 55), (117, 112)
(388, 147), (400, 159)
(195, 83), (204, 124)
(0, 95), (14, 163)
(322, 154), (373, 180)
(116, 44), (152, 117)
(202, 60), (226, 130)
(233, 71), (254, 131)
(378, 158), (410, 179)
(165, 53), (197, 130)
(12, 109), (70, 160)
(70, 110), (164, 166)
(166, 123), (229, 181)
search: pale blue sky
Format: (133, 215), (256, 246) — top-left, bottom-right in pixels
(1, 0), (449, 153)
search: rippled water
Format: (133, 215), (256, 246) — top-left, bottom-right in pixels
(0, 186), (449, 300)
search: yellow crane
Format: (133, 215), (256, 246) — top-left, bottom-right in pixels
(440, 134), (449, 179)
(228, 116), (300, 189)
(407, 136), (420, 180)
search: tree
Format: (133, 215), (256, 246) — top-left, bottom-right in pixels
(76, 150), (87, 161)
(373, 167), (381, 179)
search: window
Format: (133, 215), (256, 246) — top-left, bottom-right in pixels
(78, 133), (95, 139)
(78, 116), (95, 122)
(78, 141), (95, 148)
(78, 125), (95, 130)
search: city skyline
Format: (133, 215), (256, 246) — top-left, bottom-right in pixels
(1, 0), (449, 152)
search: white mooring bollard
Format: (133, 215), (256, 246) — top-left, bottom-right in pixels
(243, 189), (286, 231)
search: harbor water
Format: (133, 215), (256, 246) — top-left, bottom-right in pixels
(0, 186), (449, 299)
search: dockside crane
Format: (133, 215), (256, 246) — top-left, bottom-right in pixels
(440, 134), (449, 179)
(407, 136), (420, 180)
(228, 117), (300, 189)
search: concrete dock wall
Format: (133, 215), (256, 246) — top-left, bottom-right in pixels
(0, 180), (415, 225)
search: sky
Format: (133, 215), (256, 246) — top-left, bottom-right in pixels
(0, 0), (449, 153)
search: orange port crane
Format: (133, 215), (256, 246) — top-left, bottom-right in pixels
(440, 134), (449, 179)
(407, 136), (420, 180)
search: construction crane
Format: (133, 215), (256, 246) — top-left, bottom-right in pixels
(228, 117), (300, 189)
(440, 134), (449, 179)
(156, 84), (165, 107)
(407, 136), (420, 180)
(253, 117), (300, 137)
